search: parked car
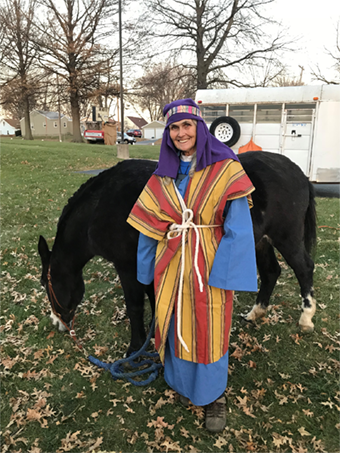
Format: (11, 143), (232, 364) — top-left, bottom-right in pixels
(84, 129), (105, 143)
(117, 132), (136, 144)
(126, 129), (142, 138)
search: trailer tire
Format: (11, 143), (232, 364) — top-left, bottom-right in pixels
(209, 116), (241, 147)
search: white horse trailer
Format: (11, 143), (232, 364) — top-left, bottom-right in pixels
(195, 85), (340, 182)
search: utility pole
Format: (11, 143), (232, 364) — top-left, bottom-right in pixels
(57, 74), (62, 142)
(116, 0), (129, 158)
(119, 0), (124, 142)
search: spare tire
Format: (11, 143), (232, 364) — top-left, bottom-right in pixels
(209, 116), (241, 147)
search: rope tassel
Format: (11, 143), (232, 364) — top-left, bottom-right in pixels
(167, 183), (220, 354)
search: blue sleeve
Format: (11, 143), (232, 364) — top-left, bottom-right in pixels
(208, 197), (258, 292)
(137, 233), (157, 285)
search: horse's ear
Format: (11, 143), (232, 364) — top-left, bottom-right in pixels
(38, 235), (51, 265)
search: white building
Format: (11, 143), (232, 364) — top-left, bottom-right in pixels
(0, 118), (20, 135)
(142, 120), (165, 140)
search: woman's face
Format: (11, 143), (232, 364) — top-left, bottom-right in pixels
(169, 119), (197, 156)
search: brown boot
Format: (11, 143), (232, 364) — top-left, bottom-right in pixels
(178, 394), (190, 407)
(205, 396), (226, 433)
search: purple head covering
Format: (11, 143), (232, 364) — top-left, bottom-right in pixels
(154, 98), (239, 178)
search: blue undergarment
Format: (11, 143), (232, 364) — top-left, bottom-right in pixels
(136, 162), (257, 405)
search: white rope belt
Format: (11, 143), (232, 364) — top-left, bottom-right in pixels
(167, 182), (220, 353)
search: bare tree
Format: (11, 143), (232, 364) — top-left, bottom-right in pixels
(34, 0), (118, 142)
(86, 51), (121, 111)
(0, 0), (38, 139)
(269, 65), (305, 87)
(129, 62), (196, 121)
(311, 21), (340, 85)
(143, 0), (291, 90)
(0, 77), (43, 120)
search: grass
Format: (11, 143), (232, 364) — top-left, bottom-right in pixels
(1, 137), (339, 453)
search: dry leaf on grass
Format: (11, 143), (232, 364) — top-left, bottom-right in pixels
(214, 436), (228, 449)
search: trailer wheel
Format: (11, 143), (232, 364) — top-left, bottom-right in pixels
(209, 116), (241, 147)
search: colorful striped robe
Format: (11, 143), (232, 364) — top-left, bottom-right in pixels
(127, 159), (255, 365)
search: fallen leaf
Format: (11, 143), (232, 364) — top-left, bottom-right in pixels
(180, 427), (190, 438)
(214, 436), (228, 449)
(147, 416), (169, 428)
(161, 439), (181, 452)
(298, 427), (311, 436)
(302, 409), (314, 417)
(26, 408), (41, 421)
(88, 437), (103, 451)
(34, 350), (45, 360)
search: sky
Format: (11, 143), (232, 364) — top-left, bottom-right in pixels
(270, 0), (340, 83)
(123, 0), (340, 119)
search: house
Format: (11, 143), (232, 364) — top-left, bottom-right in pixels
(20, 110), (73, 137)
(142, 120), (165, 140)
(126, 116), (148, 131)
(0, 118), (20, 135)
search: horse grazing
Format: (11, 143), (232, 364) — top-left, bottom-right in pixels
(38, 152), (317, 355)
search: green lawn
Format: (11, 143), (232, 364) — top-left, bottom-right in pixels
(1, 137), (339, 453)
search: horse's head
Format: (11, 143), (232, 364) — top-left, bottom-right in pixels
(38, 235), (85, 331)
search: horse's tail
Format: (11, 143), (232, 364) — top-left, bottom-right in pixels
(304, 181), (317, 255)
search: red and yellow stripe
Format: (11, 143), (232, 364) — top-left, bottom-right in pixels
(127, 159), (254, 364)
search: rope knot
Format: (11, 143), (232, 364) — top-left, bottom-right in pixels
(167, 208), (194, 239)
(166, 183), (222, 354)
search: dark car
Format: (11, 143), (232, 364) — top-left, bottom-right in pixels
(127, 129), (142, 138)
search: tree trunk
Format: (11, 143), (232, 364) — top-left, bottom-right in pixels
(197, 69), (209, 90)
(69, 82), (82, 142)
(71, 95), (82, 142)
(196, 3), (208, 90)
(197, 55), (209, 89)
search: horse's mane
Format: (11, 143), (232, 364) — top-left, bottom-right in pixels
(56, 159), (157, 232)
(57, 165), (118, 228)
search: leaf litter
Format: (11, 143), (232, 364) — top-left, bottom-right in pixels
(1, 153), (339, 453)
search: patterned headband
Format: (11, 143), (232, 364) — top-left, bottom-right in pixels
(165, 105), (203, 120)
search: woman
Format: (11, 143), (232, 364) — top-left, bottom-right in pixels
(127, 98), (257, 433)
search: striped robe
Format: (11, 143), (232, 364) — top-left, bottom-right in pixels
(127, 159), (254, 365)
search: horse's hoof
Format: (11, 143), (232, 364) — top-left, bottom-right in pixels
(126, 347), (137, 358)
(243, 304), (267, 323)
(299, 324), (314, 334)
(126, 342), (145, 358)
(240, 315), (256, 326)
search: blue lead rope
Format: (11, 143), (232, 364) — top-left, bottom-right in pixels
(88, 317), (162, 386)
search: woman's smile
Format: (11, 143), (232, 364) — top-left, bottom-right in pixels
(169, 119), (197, 156)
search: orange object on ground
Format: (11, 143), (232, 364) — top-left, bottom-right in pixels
(238, 139), (262, 154)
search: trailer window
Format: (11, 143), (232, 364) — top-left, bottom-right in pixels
(201, 105), (226, 122)
(229, 105), (254, 123)
(285, 103), (315, 122)
(256, 104), (282, 123)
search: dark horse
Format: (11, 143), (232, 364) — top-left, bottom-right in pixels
(38, 152), (317, 355)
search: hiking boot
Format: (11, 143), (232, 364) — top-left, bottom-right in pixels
(178, 394), (190, 407)
(205, 396), (226, 433)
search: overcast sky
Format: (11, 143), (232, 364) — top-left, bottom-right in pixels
(272, 0), (340, 83)
(124, 0), (340, 117)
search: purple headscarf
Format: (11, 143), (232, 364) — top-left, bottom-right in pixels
(154, 98), (239, 178)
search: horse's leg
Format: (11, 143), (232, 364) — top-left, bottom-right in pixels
(276, 243), (315, 333)
(118, 270), (147, 355)
(245, 237), (281, 322)
(145, 282), (155, 318)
